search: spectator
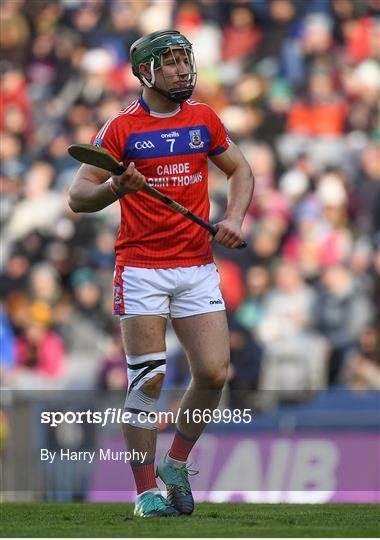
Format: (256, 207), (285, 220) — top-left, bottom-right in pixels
(354, 143), (380, 235)
(214, 255), (245, 313)
(14, 301), (65, 380)
(255, 0), (296, 68)
(249, 223), (282, 268)
(3, 161), (64, 246)
(287, 70), (347, 137)
(97, 330), (127, 391)
(281, 13), (335, 89)
(222, 5), (262, 62)
(0, 63), (32, 144)
(342, 326), (380, 390)
(0, 305), (16, 373)
(283, 186), (351, 280)
(313, 264), (373, 382)
(235, 265), (271, 333)
(257, 262), (316, 342)
(56, 267), (114, 386)
(28, 262), (62, 307)
(0, 250), (30, 299)
(0, 2), (30, 66)
(228, 317), (263, 409)
(257, 262), (327, 401)
(349, 237), (374, 294)
(371, 235), (380, 322)
(256, 79), (293, 143)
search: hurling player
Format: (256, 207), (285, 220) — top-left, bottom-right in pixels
(69, 29), (254, 517)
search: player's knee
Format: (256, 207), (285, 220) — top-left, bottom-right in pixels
(140, 373), (164, 398)
(124, 352), (166, 429)
(195, 365), (228, 390)
(208, 369), (228, 389)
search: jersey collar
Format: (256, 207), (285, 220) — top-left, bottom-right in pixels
(138, 95), (182, 118)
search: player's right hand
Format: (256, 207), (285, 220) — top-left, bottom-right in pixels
(111, 162), (146, 195)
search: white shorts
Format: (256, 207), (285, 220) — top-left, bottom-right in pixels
(113, 263), (225, 319)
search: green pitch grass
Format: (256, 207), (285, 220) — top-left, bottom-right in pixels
(1, 503), (379, 537)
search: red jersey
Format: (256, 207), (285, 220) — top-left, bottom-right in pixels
(91, 96), (230, 268)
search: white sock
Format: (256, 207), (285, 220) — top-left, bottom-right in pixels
(165, 452), (186, 468)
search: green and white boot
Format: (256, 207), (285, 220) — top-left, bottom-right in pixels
(133, 490), (180, 518)
(156, 454), (198, 515)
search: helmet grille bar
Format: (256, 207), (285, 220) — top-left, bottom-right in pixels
(159, 45), (196, 103)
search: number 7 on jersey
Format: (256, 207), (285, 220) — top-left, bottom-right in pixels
(166, 139), (175, 152)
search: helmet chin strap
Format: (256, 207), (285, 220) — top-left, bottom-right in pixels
(153, 85), (194, 104)
(140, 58), (155, 88)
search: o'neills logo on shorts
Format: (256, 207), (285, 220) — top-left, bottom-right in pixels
(209, 299), (223, 305)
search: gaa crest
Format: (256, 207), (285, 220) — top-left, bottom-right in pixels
(189, 129), (204, 149)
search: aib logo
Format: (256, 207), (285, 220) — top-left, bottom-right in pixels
(135, 140), (155, 149)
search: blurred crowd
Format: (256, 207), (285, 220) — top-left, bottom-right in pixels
(1, 0), (379, 406)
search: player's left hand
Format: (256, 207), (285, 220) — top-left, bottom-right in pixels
(209, 218), (243, 249)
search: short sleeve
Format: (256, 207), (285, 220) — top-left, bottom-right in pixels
(90, 116), (123, 162)
(207, 107), (231, 156)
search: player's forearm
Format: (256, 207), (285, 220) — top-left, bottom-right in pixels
(224, 165), (254, 225)
(68, 177), (117, 213)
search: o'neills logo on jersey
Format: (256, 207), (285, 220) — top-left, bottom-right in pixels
(189, 129), (204, 149)
(161, 131), (180, 138)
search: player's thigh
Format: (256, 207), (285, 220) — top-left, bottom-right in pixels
(120, 315), (167, 356)
(172, 311), (230, 378)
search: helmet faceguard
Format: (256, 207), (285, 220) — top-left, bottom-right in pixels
(130, 30), (197, 103)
